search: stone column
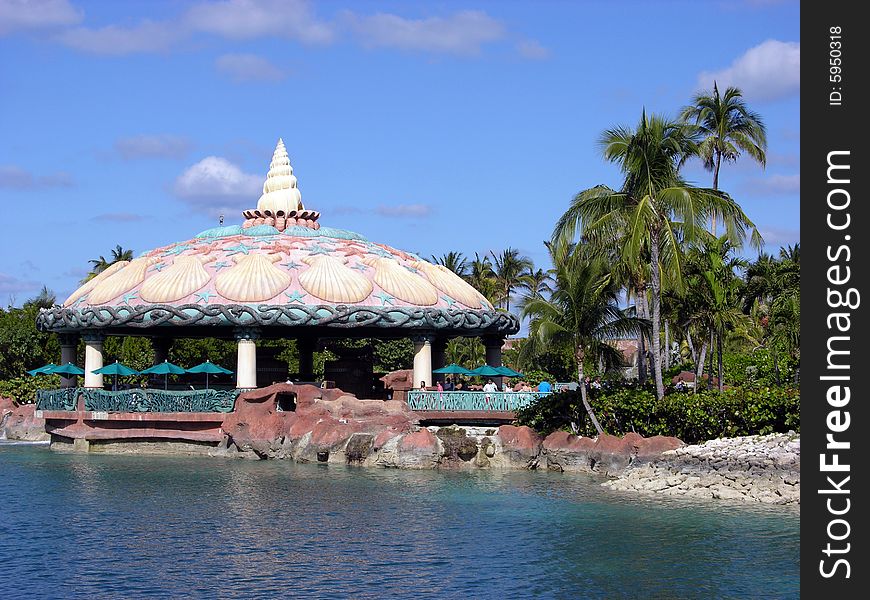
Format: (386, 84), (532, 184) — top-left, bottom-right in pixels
(431, 337), (448, 383)
(484, 335), (505, 389)
(235, 327), (260, 389)
(83, 332), (105, 389)
(298, 337), (316, 382)
(151, 338), (172, 365)
(412, 335), (433, 389)
(58, 333), (79, 388)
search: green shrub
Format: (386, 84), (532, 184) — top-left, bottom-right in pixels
(0, 375), (61, 404)
(516, 384), (799, 444)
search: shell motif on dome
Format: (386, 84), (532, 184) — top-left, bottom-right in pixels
(215, 254), (292, 303)
(413, 261), (482, 309)
(299, 255), (373, 303)
(364, 257), (439, 306)
(256, 139), (304, 215)
(63, 260), (129, 307)
(87, 257), (161, 305)
(139, 256), (213, 303)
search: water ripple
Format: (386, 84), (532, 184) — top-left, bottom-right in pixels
(0, 446), (799, 598)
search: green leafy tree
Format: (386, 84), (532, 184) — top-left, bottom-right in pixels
(553, 111), (761, 400)
(680, 83), (767, 235)
(85, 245), (134, 282)
(520, 244), (644, 434)
(490, 247), (532, 312)
(431, 252), (469, 277)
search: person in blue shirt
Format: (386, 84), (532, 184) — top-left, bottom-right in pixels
(537, 380), (552, 393)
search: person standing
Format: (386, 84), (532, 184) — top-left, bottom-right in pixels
(537, 379), (552, 393)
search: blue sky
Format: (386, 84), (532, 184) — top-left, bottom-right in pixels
(0, 0), (800, 308)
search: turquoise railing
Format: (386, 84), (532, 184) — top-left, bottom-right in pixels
(406, 390), (549, 412)
(35, 387), (80, 411)
(37, 388), (238, 413)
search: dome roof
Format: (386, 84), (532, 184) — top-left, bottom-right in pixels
(37, 140), (519, 338)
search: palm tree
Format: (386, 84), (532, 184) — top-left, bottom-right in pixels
(553, 111), (761, 400)
(517, 266), (553, 300)
(680, 83), (767, 235)
(431, 251), (468, 278)
(521, 243), (645, 434)
(490, 248), (533, 311)
(85, 245), (134, 282)
(466, 253), (500, 306)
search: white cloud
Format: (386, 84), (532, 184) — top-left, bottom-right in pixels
(698, 40), (799, 102)
(516, 39), (549, 60)
(58, 20), (182, 55)
(173, 156), (261, 215)
(185, 0), (333, 43)
(215, 53), (287, 82)
(745, 173), (800, 195)
(0, 165), (73, 189)
(376, 204), (432, 218)
(0, 0), (81, 35)
(114, 134), (192, 160)
(345, 10), (505, 55)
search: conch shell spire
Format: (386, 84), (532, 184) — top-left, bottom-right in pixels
(256, 138), (304, 214)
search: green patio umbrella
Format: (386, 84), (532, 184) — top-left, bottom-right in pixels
(47, 362), (85, 376)
(470, 365), (503, 378)
(432, 363), (475, 375)
(92, 360), (140, 391)
(27, 363), (57, 377)
(494, 365), (523, 378)
(141, 360), (186, 390)
(186, 360), (233, 390)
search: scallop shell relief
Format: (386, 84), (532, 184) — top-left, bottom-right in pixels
(215, 254), (292, 302)
(140, 256), (213, 303)
(364, 257), (438, 306)
(299, 255), (373, 303)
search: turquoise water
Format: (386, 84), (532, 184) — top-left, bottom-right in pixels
(0, 444), (798, 598)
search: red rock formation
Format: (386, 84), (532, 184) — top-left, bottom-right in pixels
(495, 424), (542, 468)
(543, 431), (683, 474)
(0, 399), (49, 441)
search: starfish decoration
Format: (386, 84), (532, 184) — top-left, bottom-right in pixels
(149, 262), (167, 273)
(162, 244), (193, 256)
(375, 291), (395, 306)
(213, 261), (231, 272)
(190, 242), (219, 256)
(195, 291), (216, 304)
(284, 290), (307, 303)
(338, 245), (366, 258)
(366, 247), (393, 258)
(73, 295), (88, 307)
(441, 295), (456, 308)
(307, 244), (333, 256)
(267, 241), (295, 255)
(350, 263), (369, 272)
(224, 242), (253, 256)
(403, 265), (420, 274)
(281, 261), (303, 270)
(122, 291), (138, 304)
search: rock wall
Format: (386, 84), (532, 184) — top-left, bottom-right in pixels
(602, 433), (800, 505)
(215, 387), (680, 473)
(0, 397), (49, 441)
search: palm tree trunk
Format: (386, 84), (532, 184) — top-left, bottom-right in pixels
(712, 150), (722, 235)
(695, 338), (708, 394)
(636, 288), (648, 384)
(577, 348), (603, 435)
(686, 329), (697, 364)
(707, 329), (715, 390)
(648, 230), (665, 400)
(717, 330), (724, 391)
(664, 320), (671, 371)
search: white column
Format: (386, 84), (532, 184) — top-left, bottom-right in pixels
(412, 336), (432, 389)
(83, 335), (104, 389)
(235, 328), (260, 389)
